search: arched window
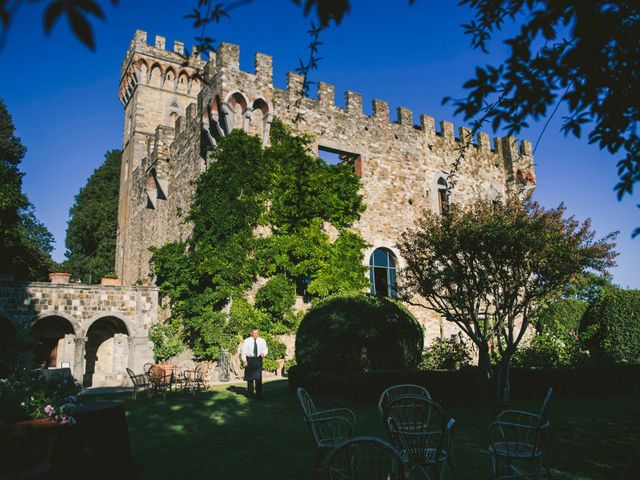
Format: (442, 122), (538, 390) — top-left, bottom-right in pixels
(369, 248), (397, 298)
(437, 177), (448, 213)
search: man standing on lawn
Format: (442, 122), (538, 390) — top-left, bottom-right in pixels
(241, 328), (268, 400)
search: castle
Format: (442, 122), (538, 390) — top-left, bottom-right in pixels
(115, 30), (536, 342)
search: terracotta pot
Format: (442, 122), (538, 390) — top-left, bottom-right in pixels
(0, 417), (59, 436)
(48, 272), (71, 284)
(100, 277), (121, 286)
(0, 418), (61, 478)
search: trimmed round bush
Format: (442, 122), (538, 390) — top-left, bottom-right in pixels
(580, 288), (640, 364)
(295, 292), (424, 373)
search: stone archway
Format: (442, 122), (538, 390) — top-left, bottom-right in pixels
(30, 315), (75, 368)
(84, 316), (130, 387)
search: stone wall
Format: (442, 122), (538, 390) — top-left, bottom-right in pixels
(116, 30), (536, 346)
(0, 281), (158, 387)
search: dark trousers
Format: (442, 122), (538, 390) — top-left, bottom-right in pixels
(247, 379), (263, 399)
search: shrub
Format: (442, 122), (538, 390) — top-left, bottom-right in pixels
(580, 288), (640, 364)
(419, 338), (472, 370)
(261, 333), (287, 372)
(148, 321), (186, 363)
(512, 332), (591, 368)
(533, 298), (589, 335)
(254, 275), (298, 333)
(295, 292), (424, 373)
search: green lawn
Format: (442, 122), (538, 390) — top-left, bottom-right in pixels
(87, 380), (640, 479)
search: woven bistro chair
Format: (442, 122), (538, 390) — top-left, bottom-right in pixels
(488, 388), (553, 479)
(297, 387), (356, 479)
(323, 436), (407, 480)
(385, 395), (457, 480)
(183, 365), (206, 393)
(378, 384), (431, 421)
(126, 367), (150, 399)
(147, 365), (171, 399)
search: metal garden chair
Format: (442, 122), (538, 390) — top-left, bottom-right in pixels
(323, 436), (407, 480)
(488, 388), (553, 479)
(126, 367), (150, 399)
(378, 384), (431, 421)
(297, 387), (356, 479)
(385, 395), (457, 480)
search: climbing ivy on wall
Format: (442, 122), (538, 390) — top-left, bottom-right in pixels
(151, 120), (368, 361)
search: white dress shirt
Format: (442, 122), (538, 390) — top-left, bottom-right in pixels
(241, 336), (268, 361)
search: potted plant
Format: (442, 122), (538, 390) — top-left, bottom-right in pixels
(100, 272), (121, 286)
(49, 272), (71, 284)
(148, 322), (186, 376)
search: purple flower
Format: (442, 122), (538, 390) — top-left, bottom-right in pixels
(44, 405), (56, 417)
(60, 415), (76, 425)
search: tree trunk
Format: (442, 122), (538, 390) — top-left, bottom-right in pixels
(477, 342), (512, 405)
(495, 360), (511, 405)
(477, 342), (494, 379)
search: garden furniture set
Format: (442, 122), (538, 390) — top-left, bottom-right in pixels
(126, 364), (208, 399)
(297, 384), (553, 480)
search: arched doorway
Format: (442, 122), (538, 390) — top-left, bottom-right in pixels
(0, 316), (15, 347)
(84, 316), (129, 387)
(30, 316), (75, 368)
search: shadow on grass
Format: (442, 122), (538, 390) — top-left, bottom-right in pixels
(85, 381), (640, 480)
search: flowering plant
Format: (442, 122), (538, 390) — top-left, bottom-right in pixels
(43, 395), (79, 425)
(0, 336), (82, 424)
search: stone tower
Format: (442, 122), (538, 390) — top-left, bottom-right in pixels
(115, 30), (205, 282)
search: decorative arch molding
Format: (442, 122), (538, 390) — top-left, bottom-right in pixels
(363, 244), (404, 270)
(223, 91), (250, 131)
(30, 311), (80, 336)
(250, 97), (274, 145)
(82, 312), (133, 338)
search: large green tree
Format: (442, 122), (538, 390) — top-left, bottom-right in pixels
(397, 196), (617, 403)
(0, 98), (54, 280)
(64, 149), (121, 283)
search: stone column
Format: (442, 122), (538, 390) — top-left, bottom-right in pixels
(58, 334), (76, 370)
(73, 336), (87, 385)
(113, 333), (130, 386)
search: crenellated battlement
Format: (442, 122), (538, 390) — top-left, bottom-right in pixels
(193, 40), (533, 165)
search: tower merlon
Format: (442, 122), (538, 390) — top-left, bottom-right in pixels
(155, 35), (166, 50)
(420, 115), (435, 135)
(217, 42), (240, 71)
(459, 126), (472, 144)
(346, 91), (363, 114)
(520, 139), (533, 156)
(318, 82), (335, 107)
(440, 121), (454, 140)
(255, 52), (273, 83)
(287, 72), (305, 98)
(372, 99), (389, 120)
(477, 132), (491, 151)
(397, 107), (413, 126)
(173, 40), (184, 55)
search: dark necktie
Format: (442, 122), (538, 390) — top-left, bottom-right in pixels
(253, 338), (258, 357)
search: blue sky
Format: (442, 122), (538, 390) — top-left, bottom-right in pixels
(1, 0), (637, 288)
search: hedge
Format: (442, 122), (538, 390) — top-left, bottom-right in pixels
(580, 288), (640, 364)
(288, 365), (640, 405)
